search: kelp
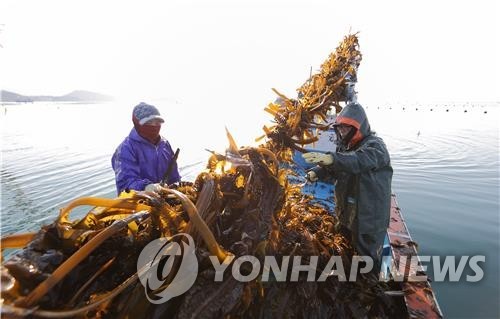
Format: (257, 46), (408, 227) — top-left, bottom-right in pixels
(1, 34), (403, 318)
(259, 33), (361, 161)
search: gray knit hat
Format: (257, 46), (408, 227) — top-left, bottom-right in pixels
(132, 102), (164, 125)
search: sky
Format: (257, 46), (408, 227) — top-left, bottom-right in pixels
(0, 0), (499, 109)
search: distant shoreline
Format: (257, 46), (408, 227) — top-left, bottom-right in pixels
(0, 90), (113, 103)
(1, 101), (113, 106)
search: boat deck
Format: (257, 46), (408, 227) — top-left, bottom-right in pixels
(387, 194), (443, 318)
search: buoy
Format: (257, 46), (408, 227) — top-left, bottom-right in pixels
(430, 109), (433, 111)
(484, 111), (487, 114)
(464, 110), (467, 113)
(446, 109), (449, 112)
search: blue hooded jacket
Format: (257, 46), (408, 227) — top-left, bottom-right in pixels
(111, 128), (181, 194)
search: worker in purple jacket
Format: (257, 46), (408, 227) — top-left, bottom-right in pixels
(112, 102), (181, 194)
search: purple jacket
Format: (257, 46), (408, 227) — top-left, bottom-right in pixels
(112, 128), (181, 194)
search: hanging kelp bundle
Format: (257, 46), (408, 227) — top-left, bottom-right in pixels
(259, 33), (362, 160)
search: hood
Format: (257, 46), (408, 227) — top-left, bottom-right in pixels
(334, 102), (371, 147)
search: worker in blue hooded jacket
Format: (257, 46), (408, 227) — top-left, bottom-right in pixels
(112, 102), (181, 194)
(303, 102), (392, 272)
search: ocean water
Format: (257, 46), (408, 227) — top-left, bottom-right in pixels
(1, 101), (499, 318)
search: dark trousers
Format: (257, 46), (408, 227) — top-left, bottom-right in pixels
(355, 231), (386, 273)
(337, 222), (386, 274)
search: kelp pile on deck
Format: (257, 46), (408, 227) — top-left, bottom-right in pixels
(1, 34), (401, 318)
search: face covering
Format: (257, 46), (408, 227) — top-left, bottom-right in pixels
(138, 125), (161, 144)
(335, 125), (356, 148)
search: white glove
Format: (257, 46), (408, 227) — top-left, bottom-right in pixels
(302, 152), (334, 166)
(306, 171), (318, 182)
(145, 183), (162, 193)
